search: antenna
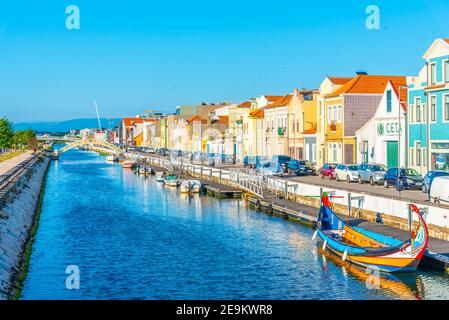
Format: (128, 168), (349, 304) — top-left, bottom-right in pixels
(94, 101), (102, 131)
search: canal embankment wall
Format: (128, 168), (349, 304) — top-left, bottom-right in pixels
(0, 155), (50, 300)
(134, 154), (449, 242)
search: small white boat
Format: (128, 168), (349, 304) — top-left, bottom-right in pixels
(163, 174), (179, 187)
(155, 172), (165, 182)
(106, 154), (118, 162)
(122, 160), (137, 169)
(180, 180), (202, 193)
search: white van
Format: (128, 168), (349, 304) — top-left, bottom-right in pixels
(430, 176), (449, 204)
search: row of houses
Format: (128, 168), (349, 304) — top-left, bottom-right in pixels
(118, 38), (449, 174)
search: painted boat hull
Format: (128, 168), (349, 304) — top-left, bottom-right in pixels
(315, 196), (428, 273)
(317, 230), (425, 273)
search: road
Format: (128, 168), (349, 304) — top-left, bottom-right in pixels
(0, 151), (34, 176)
(131, 151), (437, 205)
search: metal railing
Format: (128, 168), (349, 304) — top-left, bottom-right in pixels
(0, 152), (42, 192)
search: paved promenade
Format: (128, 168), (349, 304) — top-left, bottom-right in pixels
(0, 151), (34, 176)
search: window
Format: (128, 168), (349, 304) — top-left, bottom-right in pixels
(416, 98), (421, 122)
(416, 142), (421, 166)
(328, 107), (332, 124)
(423, 102), (426, 123)
(386, 90), (392, 112)
(337, 105), (342, 122)
(410, 105), (415, 123)
(410, 148), (414, 166)
(362, 141), (369, 163)
(423, 148), (427, 167)
(431, 96), (436, 122)
(333, 106), (337, 123)
(430, 63), (436, 85)
(445, 60), (449, 83)
(445, 95), (449, 121)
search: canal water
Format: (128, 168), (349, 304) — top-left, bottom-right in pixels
(21, 148), (449, 300)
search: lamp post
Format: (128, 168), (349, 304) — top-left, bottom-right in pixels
(398, 85), (409, 197)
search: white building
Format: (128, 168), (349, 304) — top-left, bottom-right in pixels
(355, 80), (408, 168)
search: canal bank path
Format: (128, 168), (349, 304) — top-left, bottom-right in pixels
(0, 151), (34, 176)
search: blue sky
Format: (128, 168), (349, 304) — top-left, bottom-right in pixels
(1, 0), (449, 123)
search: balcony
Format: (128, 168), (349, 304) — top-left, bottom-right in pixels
(278, 127), (286, 136)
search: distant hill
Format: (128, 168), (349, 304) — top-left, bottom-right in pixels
(13, 118), (121, 133)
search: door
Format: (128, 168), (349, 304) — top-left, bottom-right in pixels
(345, 144), (354, 164)
(387, 141), (398, 168)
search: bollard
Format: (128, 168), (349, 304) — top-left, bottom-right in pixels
(348, 192), (352, 216)
(284, 181), (288, 199)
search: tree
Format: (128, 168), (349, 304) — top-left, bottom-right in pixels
(12, 128), (36, 147)
(0, 117), (14, 151)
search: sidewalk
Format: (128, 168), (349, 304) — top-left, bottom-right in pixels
(0, 151), (34, 176)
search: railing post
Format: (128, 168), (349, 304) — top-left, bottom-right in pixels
(348, 192), (352, 216)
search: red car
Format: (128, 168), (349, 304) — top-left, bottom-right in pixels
(319, 163), (337, 179)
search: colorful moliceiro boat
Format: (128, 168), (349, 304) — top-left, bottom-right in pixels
(315, 194), (428, 273)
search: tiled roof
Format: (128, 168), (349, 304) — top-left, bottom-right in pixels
(265, 95), (284, 102)
(213, 116), (229, 125)
(444, 39), (449, 45)
(262, 94), (292, 109)
(303, 128), (317, 134)
(425, 83), (446, 90)
(123, 118), (144, 126)
(326, 75), (407, 98)
(187, 115), (229, 125)
(187, 115), (206, 124)
(238, 101), (252, 108)
(389, 81), (408, 112)
(249, 109), (264, 119)
(328, 77), (353, 85)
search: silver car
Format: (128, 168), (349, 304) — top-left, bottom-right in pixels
(358, 163), (387, 185)
(335, 164), (359, 183)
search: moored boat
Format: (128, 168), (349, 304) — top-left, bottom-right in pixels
(314, 193), (428, 273)
(163, 174), (179, 187)
(180, 180), (202, 193)
(122, 160), (137, 169)
(106, 154), (118, 162)
(155, 171), (165, 182)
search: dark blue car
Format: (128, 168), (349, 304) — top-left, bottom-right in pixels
(383, 168), (424, 191)
(422, 171), (449, 193)
(287, 159), (316, 175)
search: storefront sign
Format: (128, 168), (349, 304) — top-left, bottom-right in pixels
(377, 121), (402, 137)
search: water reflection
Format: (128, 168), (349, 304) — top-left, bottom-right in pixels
(319, 249), (425, 300)
(21, 148), (449, 300)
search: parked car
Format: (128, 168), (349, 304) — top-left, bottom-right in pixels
(430, 176), (449, 204)
(383, 168), (424, 190)
(287, 160), (316, 176)
(319, 163), (337, 179)
(158, 148), (169, 156)
(422, 171), (449, 193)
(358, 163), (387, 185)
(334, 164), (359, 182)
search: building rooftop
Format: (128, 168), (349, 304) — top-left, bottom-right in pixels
(326, 75), (407, 98)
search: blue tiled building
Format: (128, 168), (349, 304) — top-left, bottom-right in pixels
(408, 38), (449, 174)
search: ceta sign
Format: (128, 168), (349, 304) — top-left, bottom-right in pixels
(377, 121), (402, 136)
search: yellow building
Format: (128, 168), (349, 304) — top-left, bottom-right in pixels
(316, 77), (353, 167)
(288, 88), (319, 161)
(228, 102), (251, 162)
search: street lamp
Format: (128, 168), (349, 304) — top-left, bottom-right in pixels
(398, 85), (409, 197)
